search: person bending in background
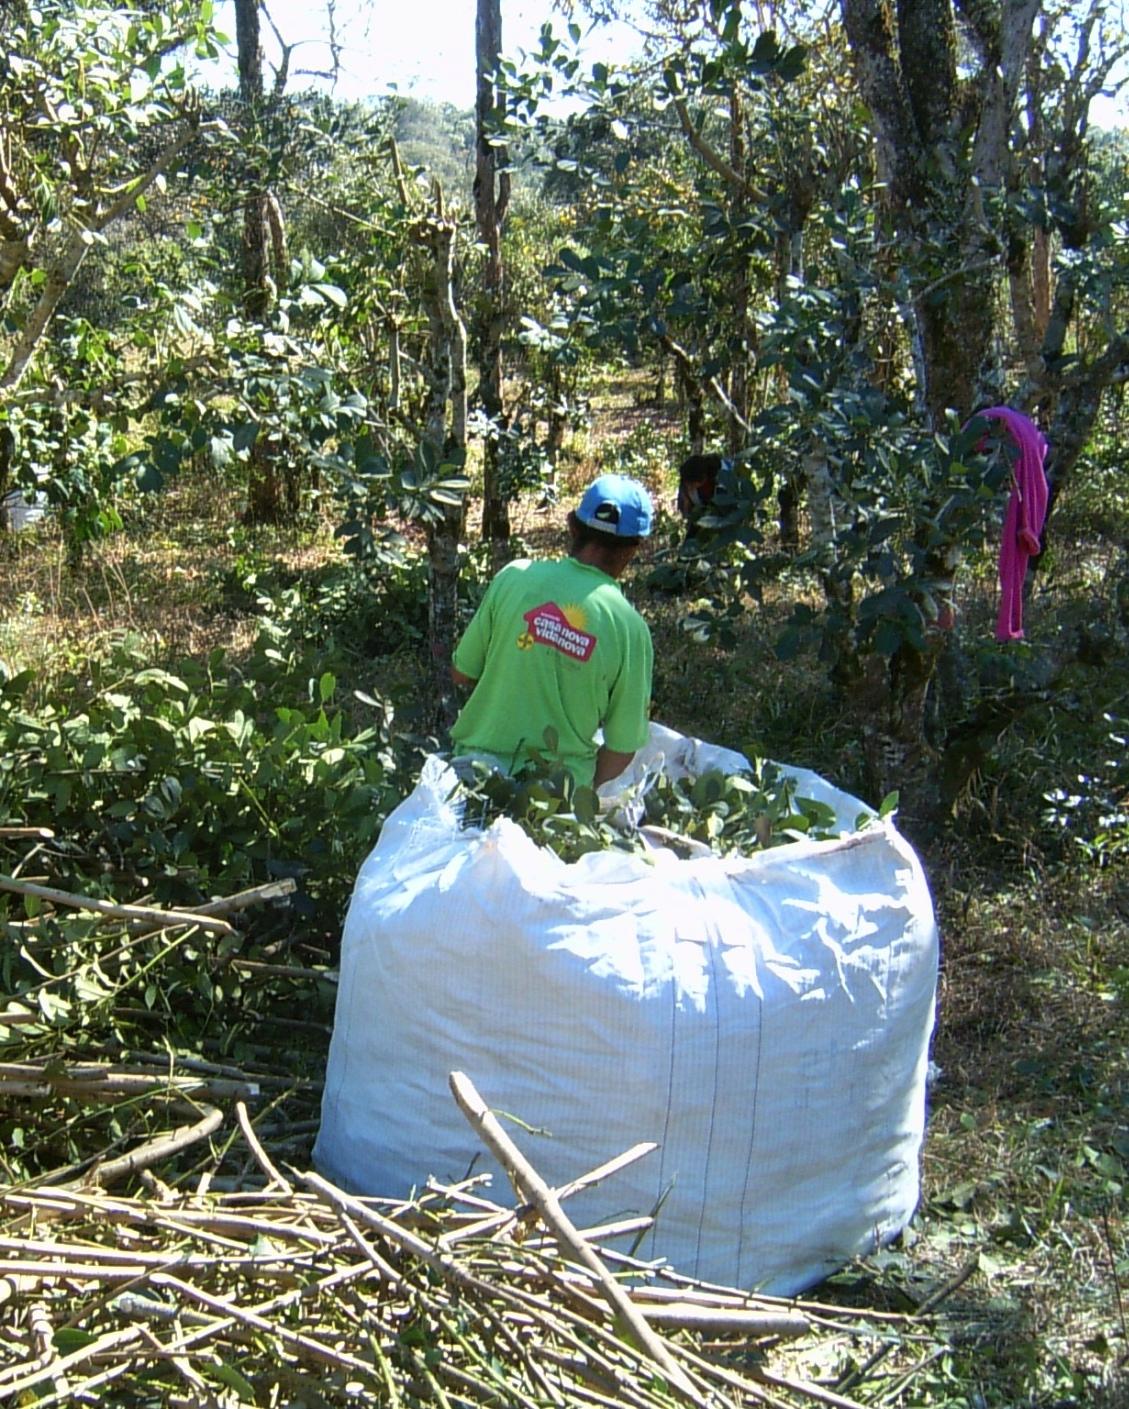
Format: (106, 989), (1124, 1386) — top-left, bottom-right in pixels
(450, 474), (654, 788)
(676, 453), (734, 535)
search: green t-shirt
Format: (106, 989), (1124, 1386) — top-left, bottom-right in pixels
(450, 556), (653, 786)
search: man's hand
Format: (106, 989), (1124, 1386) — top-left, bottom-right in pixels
(594, 747), (634, 787)
(451, 666), (476, 689)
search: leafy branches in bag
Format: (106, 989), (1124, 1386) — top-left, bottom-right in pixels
(451, 754), (629, 863)
(641, 761), (840, 855)
(450, 748), (845, 863)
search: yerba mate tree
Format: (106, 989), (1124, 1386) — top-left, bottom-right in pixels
(475, 0), (514, 566)
(835, 0), (1128, 803)
(0, 1), (223, 534)
(560, 0), (1126, 818)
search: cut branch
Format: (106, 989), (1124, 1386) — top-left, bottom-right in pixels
(0, 873), (236, 935)
(448, 1070), (706, 1404)
(86, 1106), (224, 1189)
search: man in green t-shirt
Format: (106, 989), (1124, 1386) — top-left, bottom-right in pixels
(450, 474), (654, 788)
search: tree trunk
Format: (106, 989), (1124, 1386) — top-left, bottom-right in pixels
(236, 0), (285, 523)
(773, 228), (802, 548)
(417, 196), (468, 730)
(235, 0), (270, 320)
(388, 319), (401, 412)
(662, 335), (705, 454)
(684, 372), (705, 455)
(266, 191), (289, 287)
(546, 362), (566, 463)
(475, 0), (511, 568)
(726, 46), (750, 459)
(0, 426), (13, 526)
(838, 0), (1038, 812)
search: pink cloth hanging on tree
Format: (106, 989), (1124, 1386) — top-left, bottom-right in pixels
(974, 407), (1050, 642)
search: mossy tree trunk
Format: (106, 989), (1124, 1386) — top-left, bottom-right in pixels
(475, 0), (512, 570)
(416, 190), (468, 730)
(236, 0), (290, 525)
(839, 0), (1039, 818)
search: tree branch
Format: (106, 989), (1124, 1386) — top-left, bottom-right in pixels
(95, 117), (200, 232)
(953, 0), (999, 64)
(658, 331), (751, 432)
(1, 114), (202, 393)
(671, 95), (739, 186)
(972, 0), (1040, 188)
(260, 1), (294, 96)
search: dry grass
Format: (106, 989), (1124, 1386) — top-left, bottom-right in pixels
(0, 478), (344, 687)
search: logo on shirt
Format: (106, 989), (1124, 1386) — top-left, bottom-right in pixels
(521, 602), (596, 662)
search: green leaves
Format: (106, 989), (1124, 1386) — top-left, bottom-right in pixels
(0, 629), (407, 926)
(643, 764), (840, 853)
(452, 758), (846, 864)
(391, 442), (470, 524)
(453, 757), (620, 863)
(298, 282), (349, 309)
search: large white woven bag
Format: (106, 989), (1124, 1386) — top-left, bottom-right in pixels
(314, 725), (938, 1294)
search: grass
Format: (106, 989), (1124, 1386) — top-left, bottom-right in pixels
(1, 436), (1127, 1406)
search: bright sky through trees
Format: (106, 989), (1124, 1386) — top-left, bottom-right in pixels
(208, 1), (641, 105)
(203, 2), (1126, 125)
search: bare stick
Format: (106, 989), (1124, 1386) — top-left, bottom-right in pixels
(84, 1106), (224, 1188)
(570, 1216), (654, 1242)
(755, 1367), (872, 1409)
(447, 1070), (705, 1404)
(635, 1303), (808, 1338)
(303, 1169), (510, 1293)
(440, 1140), (658, 1249)
(194, 878), (296, 915)
(555, 1142), (660, 1201)
(156, 1273), (384, 1379)
(302, 1169), (592, 1339)
(2, 1194), (338, 1248)
(638, 825), (714, 859)
(128, 879), (298, 936)
(0, 1063), (259, 1102)
(337, 1209), (403, 1286)
(235, 1101), (292, 1194)
(0, 874), (235, 936)
(121, 1050), (296, 1090)
(0, 1325), (143, 1401)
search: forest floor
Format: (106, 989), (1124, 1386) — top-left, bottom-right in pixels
(1, 392), (1127, 1407)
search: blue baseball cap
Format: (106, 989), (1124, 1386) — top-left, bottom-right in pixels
(575, 474), (653, 538)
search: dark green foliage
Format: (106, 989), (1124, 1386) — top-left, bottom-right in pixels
(1042, 711), (1129, 865)
(639, 762), (846, 851)
(334, 436), (472, 562)
(452, 753), (615, 862)
(0, 629), (411, 930)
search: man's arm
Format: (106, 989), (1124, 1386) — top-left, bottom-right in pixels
(594, 746), (635, 788)
(451, 665), (476, 689)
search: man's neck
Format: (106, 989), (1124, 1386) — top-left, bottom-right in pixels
(571, 545), (624, 579)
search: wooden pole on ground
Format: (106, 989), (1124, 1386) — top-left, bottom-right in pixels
(448, 1070), (706, 1405)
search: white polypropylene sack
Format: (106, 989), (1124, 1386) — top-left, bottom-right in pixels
(314, 724), (938, 1294)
